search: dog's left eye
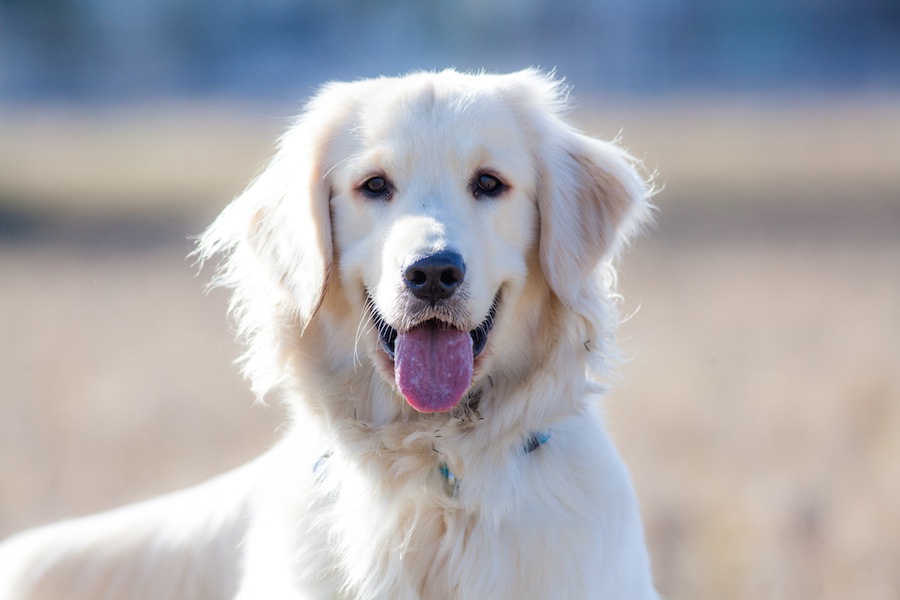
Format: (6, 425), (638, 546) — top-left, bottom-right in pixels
(360, 176), (391, 199)
(473, 173), (505, 198)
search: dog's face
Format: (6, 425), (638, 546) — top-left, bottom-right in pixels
(327, 79), (540, 412)
(202, 70), (649, 416)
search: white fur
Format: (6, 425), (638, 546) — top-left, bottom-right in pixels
(0, 69), (658, 599)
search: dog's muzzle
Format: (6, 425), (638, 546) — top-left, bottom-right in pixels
(370, 294), (499, 413)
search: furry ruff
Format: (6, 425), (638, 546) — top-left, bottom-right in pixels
(0, 69), (659, 600)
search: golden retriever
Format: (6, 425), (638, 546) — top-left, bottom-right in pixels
(0, 69), (659, 599)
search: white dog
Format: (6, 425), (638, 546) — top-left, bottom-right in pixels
(0, 69), (658, 599)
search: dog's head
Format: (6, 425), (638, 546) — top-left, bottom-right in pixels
(200, 70), (650, 416)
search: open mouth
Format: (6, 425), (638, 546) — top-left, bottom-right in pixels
(369, 294), (499, 413)
(370, 295), (499, 361)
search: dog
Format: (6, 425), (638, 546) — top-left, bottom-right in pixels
(0, 69), (658, 599)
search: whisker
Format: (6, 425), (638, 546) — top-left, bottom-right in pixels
(353, 295), (376, 371)
(323, 156), (352, 180)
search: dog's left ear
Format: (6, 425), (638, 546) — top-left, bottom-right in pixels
(199, 91), (348, 330)
(536, 126), (651, 307)
(242, 122), (333, 327)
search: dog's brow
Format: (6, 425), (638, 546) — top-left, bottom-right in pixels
(323, 156), (353, 180)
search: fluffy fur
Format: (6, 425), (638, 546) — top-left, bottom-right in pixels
(0, 69), (658, 599)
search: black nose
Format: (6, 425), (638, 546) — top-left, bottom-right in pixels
(403, 252), (466, 303)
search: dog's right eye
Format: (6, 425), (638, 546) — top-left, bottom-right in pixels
(361, 176), (390, 199)
(472, 173), (506, 198)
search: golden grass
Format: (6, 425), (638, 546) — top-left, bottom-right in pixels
(610, 239), (900, 599)
(0, 106), (283, 216)
(0, 248), (281, 526)
(580, 95), (900, 204)
(1, 98), (897, 598)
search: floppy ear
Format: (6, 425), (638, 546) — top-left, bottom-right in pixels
(537, 126), (650, 307)
(199, 106), (336, 329)
(245, 123), (333, 326)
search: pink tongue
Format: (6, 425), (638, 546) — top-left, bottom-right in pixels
(394, 325), (474, 412)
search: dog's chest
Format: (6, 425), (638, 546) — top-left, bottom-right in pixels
(310, 433), (582, 600)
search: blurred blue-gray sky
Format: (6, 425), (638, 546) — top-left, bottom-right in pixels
(2, 0), (898, 104)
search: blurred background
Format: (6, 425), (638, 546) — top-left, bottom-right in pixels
(1, 1), (898, 598)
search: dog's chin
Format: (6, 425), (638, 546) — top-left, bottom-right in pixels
(368, 294), (499, 412)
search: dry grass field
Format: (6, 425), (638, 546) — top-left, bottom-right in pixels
(1, 96), (898, 599)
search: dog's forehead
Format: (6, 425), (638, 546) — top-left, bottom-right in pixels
(336, 78), (534, 176)
(366, 80), (517, 134)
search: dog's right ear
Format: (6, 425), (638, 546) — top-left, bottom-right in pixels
(199, 93), (345, 330)
(499, 70), (652, 309)
(535, 127), (650, 309)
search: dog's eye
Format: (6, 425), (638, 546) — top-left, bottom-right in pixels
(473, 173), (505, 198)
(361, 176), (390, 198)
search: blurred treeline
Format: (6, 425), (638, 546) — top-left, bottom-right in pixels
(1, 0), (898, 104)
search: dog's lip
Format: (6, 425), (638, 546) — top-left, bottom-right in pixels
(369, 294), (500, 361)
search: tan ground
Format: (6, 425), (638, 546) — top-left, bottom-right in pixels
(1, 97), (898, 599)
